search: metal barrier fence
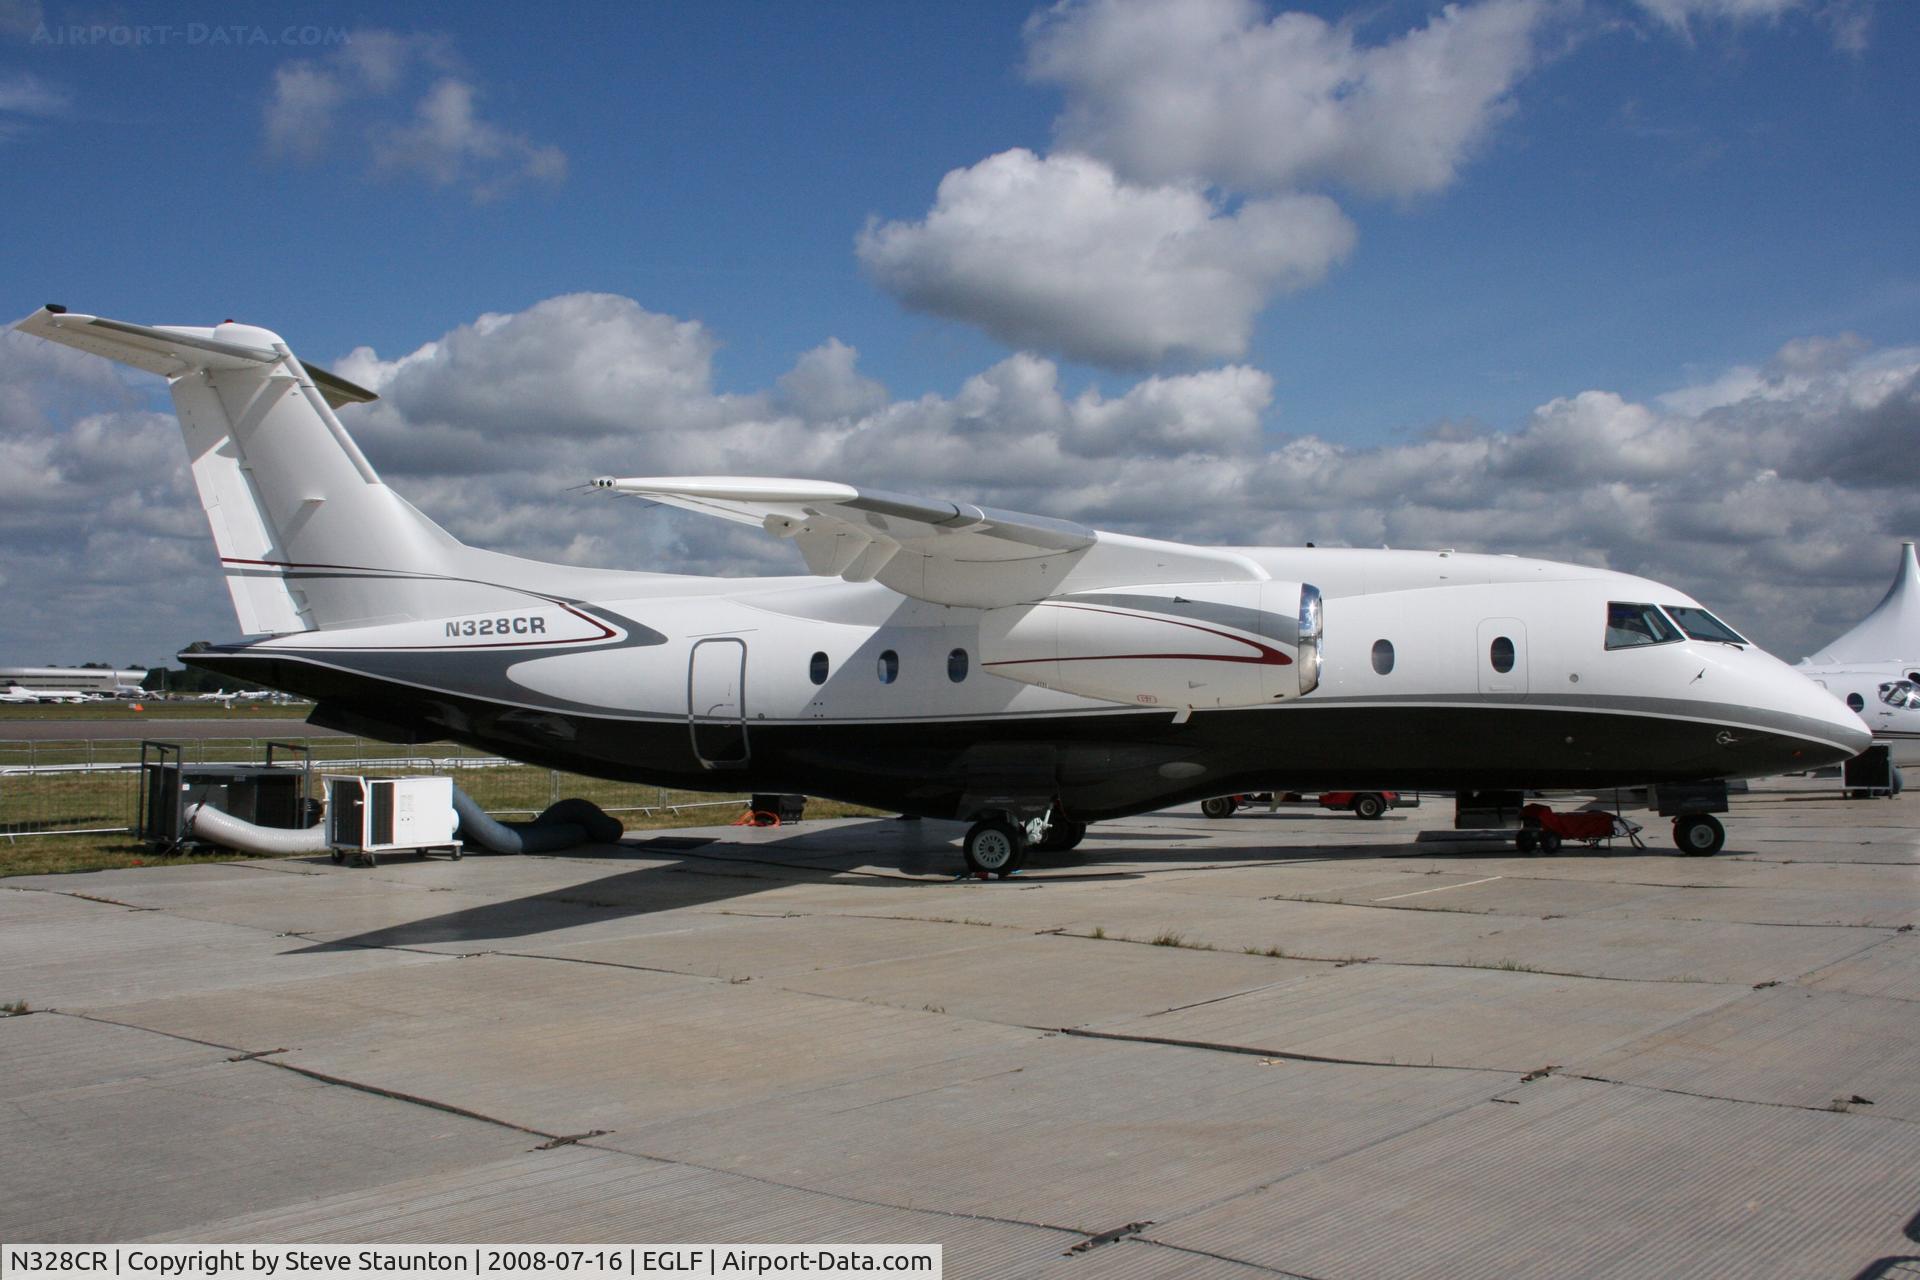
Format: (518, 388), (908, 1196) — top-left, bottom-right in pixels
(0, 736), (751, 840)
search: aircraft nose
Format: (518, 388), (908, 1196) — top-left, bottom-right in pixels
(1836, 707), (1874, 757)
(1780, 667), (1872, 762)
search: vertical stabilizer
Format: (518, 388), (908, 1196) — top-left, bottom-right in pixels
(14, 307), (509, 634)
(1805, 541), (1920, 665)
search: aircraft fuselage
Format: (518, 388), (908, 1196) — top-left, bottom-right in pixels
(189, 548), (1866, 822)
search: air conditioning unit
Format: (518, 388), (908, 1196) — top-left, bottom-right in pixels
(325, 775), (460, 865)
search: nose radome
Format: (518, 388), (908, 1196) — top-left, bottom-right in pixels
(1836, 710), (1873, 757)
(1781, 667), (1872, 758)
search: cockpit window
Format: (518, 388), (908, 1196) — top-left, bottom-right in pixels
(1605, 601), (1681, 650)
(1664, 605), (1747, 646)
(1880, 680), (1920, 711)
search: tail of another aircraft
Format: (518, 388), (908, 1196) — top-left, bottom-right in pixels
(15, 306), (522, 634)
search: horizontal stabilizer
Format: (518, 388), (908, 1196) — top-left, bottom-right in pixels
(14, 308), (377, 409)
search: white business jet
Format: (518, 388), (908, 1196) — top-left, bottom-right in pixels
(192, 689), (274, 705)
(15, 306), (1867, 866)
(2, 683), (97, 704)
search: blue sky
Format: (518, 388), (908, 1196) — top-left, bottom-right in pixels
(1, 0), (1916, 664)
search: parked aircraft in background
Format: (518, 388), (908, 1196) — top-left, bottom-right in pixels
(192, 689), (276, 705)
(1799, 541), (1920, 766)
(15, 306), (1870, 865)
(0, 687), (41, 704)
(2, 683), (99, 704)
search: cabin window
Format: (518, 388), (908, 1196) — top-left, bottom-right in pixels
(1881, 680), (1920, 710)
(1846, 692), (1865, 713)
(947, 648), (969, 682)
(1605, 601), (1681, 649)
(877, 650), (899, 684)
(1489, 635), (1516, 674)
(809, 652), (829, 686)
(1371, 639), (1395, 675)
(1664, 605), (1747, 646)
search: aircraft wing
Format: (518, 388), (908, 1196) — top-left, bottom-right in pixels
(593, 475), (1267, 607)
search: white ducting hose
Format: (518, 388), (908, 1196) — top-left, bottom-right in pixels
(186, 802), (332, 855)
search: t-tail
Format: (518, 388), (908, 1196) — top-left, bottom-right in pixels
(15, 305), (532, 634)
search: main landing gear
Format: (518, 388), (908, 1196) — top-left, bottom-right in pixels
(962, 818), (1026, 878)
(1031, 819), (1088, 852)
(961, 811), (1088, 877)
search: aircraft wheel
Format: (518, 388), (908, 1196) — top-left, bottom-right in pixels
(1352, 793), (1387, 820)
(1515, 829), (1538, 854)
(1201, 797), (1238, 820)
(1673, 813), (1725, 855)
(329, 849), (344, 865)
(964, 819), (1027, 878)
(1538, 830), (1563, 854)
(1029, 821), (1090, 852)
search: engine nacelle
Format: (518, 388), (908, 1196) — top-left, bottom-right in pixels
(979, 581), (1322, 709)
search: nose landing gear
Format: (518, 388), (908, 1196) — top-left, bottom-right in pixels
(1650, 782), (1730, 856)
(1672, 812), (1726, 855)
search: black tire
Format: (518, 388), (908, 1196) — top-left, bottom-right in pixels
(1201, 797), (1238, 820)
(329, 849), (344, 865)
(1352, 793), (1387, 820)
(1032, 820), (1088, 853)
(1538, 830), (1563, 854)
(964, 819), (1027, 878)
(1673, 813), (1725, 855)
(1515, 829), (1539, 854)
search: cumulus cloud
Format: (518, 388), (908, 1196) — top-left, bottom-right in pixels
(0, 330), (227, 664)
(868, 0), (1839, 369)
(300, 302), (1920, 662)
(372, 79), (567, 199)
(264, 29), (564, 199)
(775, 339), (889, 422)
(6, 295), (1916, 664)
(864, 0), (1548, 369)
(857, 148), (1354, 366)
(335, 293), (745, 466)
(1027, 0), (1547, 198)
